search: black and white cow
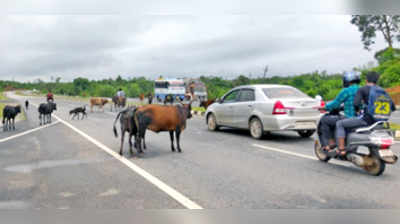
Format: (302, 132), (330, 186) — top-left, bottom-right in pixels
(38, 102), (57, 125)
(2, 105), (21, 131)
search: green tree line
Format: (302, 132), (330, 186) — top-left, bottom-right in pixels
(1, 47), (399, 101)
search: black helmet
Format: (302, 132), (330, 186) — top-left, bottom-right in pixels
(342, 71), (361, 87)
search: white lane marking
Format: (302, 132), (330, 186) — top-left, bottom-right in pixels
(253, 144), (351, 167)
(253, 144), (317, 160)
(50, 113), (203, 209)
(0, 121), (60, 143)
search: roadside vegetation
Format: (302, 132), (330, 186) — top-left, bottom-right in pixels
(0, 103), (4, 118)
(1, 47), (399, 103)
(0, 92), (6, 100)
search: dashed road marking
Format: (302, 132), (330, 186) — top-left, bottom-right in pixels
(252, 144), (351, 167)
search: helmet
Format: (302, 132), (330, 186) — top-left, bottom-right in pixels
(342, 71), (361, 87)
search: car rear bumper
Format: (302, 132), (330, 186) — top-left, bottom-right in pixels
(261, 114), (320, 131)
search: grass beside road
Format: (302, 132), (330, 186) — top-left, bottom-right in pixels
(390, 122), (400, 131)
(192, 107), (206, 113)
(0, 103), (4, 117)
(0, 92), (6, 100)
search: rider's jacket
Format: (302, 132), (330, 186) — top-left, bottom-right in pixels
(354, 85), (396, 125)
(325, 84), (360, 118)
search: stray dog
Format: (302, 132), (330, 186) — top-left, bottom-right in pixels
(25, 100), (29, 110)
(69, 106), (87, 120)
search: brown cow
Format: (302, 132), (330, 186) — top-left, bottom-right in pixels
(134, 103), (192, 153)
(90, 98), (109, 112)
(199, 99), (215, 109)
(139, 93), (145, 103)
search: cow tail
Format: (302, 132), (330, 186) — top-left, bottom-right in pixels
(113, 111), (122, 138)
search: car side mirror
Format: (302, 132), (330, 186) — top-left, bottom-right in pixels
(217, 98), (222, 104)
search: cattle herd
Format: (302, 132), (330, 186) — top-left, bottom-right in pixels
(2, 94), (196, 158)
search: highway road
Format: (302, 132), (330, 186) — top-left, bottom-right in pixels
(1, 92), (400, 209)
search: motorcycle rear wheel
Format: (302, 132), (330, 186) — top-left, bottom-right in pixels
(363, 155), (385, 176)
(314, 140), (331, 162)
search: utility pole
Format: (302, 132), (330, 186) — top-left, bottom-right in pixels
(263, 65), (269, 78)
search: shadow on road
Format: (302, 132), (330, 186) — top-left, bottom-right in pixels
(215, 127), (313, 143)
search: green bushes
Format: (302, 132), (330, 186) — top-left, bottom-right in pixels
(378, 61), (400, 88)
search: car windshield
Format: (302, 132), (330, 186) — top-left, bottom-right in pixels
(263, 87), (308, 99)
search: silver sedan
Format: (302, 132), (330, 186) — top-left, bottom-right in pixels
(205, 84), (323, 139)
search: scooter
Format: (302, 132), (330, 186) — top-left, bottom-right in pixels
(314, 112), (398, 176)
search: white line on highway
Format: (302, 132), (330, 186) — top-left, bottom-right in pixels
(253, 144), (351, 167)
(253, 144), (317, 160)
(0, 121), (60, 143)
(50, 113), (203, 209)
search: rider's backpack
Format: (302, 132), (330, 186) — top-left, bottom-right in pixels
(367, 86), (393, 121)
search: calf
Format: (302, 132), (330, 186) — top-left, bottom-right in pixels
(134, 102), (192, 153)
(69, 106), (87, 120)
(38, 102), (57, 125)
(113, 106), (146, 156)
(2, 105), (21, 131)
(90, 98), (108, 112)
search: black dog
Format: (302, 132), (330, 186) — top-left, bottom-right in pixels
(25, 100), (29, 110)
(69, 106), (87, 120)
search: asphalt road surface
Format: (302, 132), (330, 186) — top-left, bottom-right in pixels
(1, 92), (400, 209)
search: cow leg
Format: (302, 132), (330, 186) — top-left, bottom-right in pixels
(135, 135), (142, 153)
(176, 128), (182, 153)
(169, 130), (175, 152)
(39, 114), (42, 126)
(12, 118), (15, 130)
(133, 134), (137, 149)
(120, 131), (125, 156)
(129, 132), (134, 155)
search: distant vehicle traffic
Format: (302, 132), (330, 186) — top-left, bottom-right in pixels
(205, 84), (323, 139)
(154, 78), (186, 102)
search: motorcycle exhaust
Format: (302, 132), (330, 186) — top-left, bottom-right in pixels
(382, 154), (398, 164)
(346, 153), (365, 167)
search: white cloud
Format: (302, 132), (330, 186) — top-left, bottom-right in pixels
(0, 14), (388, 82)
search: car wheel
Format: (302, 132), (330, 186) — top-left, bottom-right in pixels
(250, 117), (263, 139)
(297, 130), (315, 138)
(207, 114), (219, 131)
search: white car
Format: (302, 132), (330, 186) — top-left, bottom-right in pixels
(205, 84), (323, 139)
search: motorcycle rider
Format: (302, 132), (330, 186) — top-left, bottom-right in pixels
(47, 91), (54, 102)
(318, 71), (360, 152)
(334, 71), (396, 156)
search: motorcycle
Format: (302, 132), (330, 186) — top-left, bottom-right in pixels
(314, 111), (398, 176)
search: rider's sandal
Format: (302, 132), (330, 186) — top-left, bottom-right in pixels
(336, 148), (347, 156)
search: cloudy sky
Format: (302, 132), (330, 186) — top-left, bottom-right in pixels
(0, 12), (388, 82)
